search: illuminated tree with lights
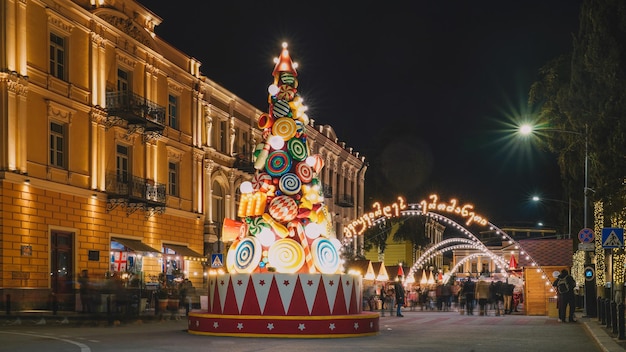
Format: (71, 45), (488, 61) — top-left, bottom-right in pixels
(225, 43), (342, 275)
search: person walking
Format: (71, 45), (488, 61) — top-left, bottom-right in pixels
(503, 279), (515, 314)
(78, 269), (92, 313)
(463, 278), (476, 315)
(475, 279), (491, 316)
(394, 280), (405, 317)
(553, 269), (577, 322)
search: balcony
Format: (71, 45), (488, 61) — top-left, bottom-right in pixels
(105, 173), (166, 218)
(105, 91), (166, 140)
(322, 184), (333, 199)
(336, 194), (354, 208)
(232, 154), (255, 174)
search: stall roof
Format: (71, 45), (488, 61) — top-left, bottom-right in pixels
(164, 243), (205, 260)
(112, 237), (160, 254)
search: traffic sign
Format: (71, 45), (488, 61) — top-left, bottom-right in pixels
(601, 228), (624, 248)
(211, 253), (224, 268)
(578, 243), (595, 251)
(578, 228), (595, 243)
(584, 265), (595, 282)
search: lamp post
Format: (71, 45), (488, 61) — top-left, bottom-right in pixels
(518, 124), (589, 228)
(532, 195), (572, 239)
(519, 123), (595, 317)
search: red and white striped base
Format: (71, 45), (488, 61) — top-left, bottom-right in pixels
(188, 273), (380, 337)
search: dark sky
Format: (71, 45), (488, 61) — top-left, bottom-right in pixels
(138, 1), (583, 228)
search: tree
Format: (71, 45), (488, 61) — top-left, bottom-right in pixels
(529, 0), (626, 220)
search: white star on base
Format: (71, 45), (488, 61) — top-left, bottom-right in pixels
(213, 321), (219, 328)
(298, 323), (306, 331)
(353, 322), (359, 330)
(267, 323), (275, 330)
(237, 322), (244, 330)
(329, 323), (336, 330)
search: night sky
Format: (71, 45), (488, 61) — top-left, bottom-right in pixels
(137, 1), (583, 228)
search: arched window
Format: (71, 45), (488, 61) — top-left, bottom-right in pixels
(212, 180), (225, 226)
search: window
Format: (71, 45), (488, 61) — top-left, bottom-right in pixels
(168, 161), (179, 196)
(168, 94), (178, 129)
(242, 131), (249, 157)
(117, 69), (129, 94)
(116, 145), (129, 183)
(49, 122), (66, 168)
(211, 180), (224, 225)
(219, 120), (227, 152)
(49, 33), (66, 80)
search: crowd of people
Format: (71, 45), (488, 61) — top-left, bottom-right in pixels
(363, 277), (524, 316)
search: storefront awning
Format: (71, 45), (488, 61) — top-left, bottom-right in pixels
(112, 237), (160, 254)
(164, 243), (205, 261)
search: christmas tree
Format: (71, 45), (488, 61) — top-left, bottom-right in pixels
(226, 43), (341, 275)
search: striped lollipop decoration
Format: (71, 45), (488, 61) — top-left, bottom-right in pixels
(272, 117), (297, 140)
(265, 150), (292, 177)
(267, 238), (305, 273)
(289, 220), (313, 271)
(252, 172), (272, 191)
(287, 138), (307, 161)
(294, 161), (313, 183)
(279, 172), (301, 196)
(226, 236), (262, 273)
(311, 237), (340, 274)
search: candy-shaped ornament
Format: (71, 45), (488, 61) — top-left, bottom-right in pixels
(294, 161), (313, 183)
(279, 172), (301, 196)
(252, 172), (272, 191)
(272, 117), (297, 141)
(287, 137), (308, 162)
(265, 150), (292, 177)
(276, 84), (297, 101)
(280, 72), (298, 88)
(268, 195), (298, 222)
(272, 100), (291, 118)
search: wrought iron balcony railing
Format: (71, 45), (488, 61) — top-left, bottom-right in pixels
(105, 173), (166, 217)
(322, 184), (333, 199)
(105, 91), (166, 132)
(336, 194), (354, 208)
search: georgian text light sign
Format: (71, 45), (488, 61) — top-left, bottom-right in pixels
(343, 197), (407, 237)
(419, 194), (488, 226)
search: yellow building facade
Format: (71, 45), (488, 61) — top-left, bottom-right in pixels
(0, 0), (366, 311)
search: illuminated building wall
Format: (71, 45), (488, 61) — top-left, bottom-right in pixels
(0, 0), (365, 311)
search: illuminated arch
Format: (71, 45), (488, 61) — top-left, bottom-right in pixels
(343, 195), (558, 298)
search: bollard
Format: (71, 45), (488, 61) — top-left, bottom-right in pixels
(52, 293), (58, 315)
(5, 294), (10, 316)
(618, 303), (625, 340)
(106, 295), (113, 325)
(600, 298), (606, 325)
(612, 301), (618, 335)
(598, 297), (603, 323)
(604, 298), (611, 328)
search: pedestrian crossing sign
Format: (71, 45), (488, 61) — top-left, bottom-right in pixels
(211, 253), (224, 268)
(601, 228), (624, 248)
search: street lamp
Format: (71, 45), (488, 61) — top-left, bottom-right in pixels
(518, 124), (589, 229)
(519, 123), (596, 317)
(532, 195), (572, 239)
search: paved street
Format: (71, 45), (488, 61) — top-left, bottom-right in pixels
(0, 310), (621, 352)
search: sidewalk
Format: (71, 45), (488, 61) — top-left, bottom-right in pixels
(578, 312), (626, 352)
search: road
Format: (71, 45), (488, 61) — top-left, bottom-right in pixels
(0, 310), (605, 352)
